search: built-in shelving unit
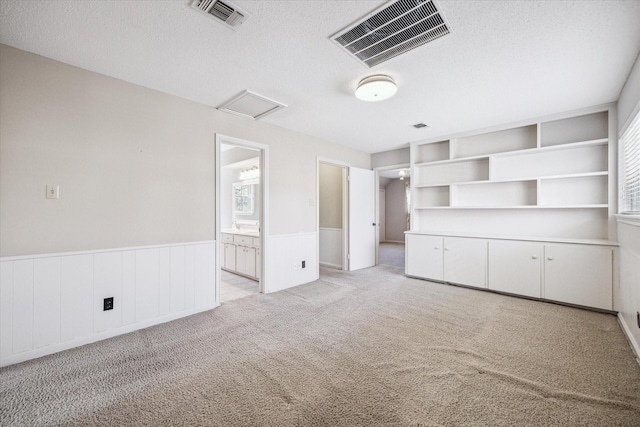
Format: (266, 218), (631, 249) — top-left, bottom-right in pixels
(410, 108), (614, 241)
(406, 107), (616, 311)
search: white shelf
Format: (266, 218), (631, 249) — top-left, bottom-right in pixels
(492, 138), (607, 159)
(409, 108), (612, 242)
(414, 153), (490, 167)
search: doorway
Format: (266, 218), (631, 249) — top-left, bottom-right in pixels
(318, 160), (348, 270)
(215, 135), (269, 305)
(375, 164), (410, 269)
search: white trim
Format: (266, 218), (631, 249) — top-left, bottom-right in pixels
(0, 304), (217, 367)
(0, 241), (215, 262)
(319, 227), (343, 231)
(615, 214), (640, 227)
(270, 231), (317, 239)
(216, 134), (269, 294)
(618, 313), (640, 365)
(382, 240), (405, 244)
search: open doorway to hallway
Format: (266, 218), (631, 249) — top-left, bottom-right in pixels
(377, 166), (410, 269)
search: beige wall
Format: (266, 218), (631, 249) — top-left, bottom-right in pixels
(0, 45), (369, 256)
(319, 163), (342, 229)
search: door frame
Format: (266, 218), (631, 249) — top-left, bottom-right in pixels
(215, 134), (270, 305)
(373, 163), (410, 265)
(316, 157), (349, 271)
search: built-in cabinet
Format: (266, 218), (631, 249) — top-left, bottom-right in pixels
(406, 106), (617, 311)
(222, 232), (261, 280)
(407, 233), (614, 310)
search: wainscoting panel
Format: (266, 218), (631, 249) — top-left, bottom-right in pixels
(60, 254), (93, 342)
(33, 257), (61, 349)
(266, 233), (318, 293)
(319, 228), (343, 268)
(0, 241), (217, 367)
(94, 251), (123, 333)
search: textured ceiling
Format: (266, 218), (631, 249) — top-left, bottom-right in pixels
(1, 0), (639, 154)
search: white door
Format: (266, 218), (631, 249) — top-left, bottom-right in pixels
(349, 167), (376, 271)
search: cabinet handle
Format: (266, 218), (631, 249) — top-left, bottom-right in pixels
(547, 256), (554, 261)
(444, 248), (449, 251)
(434, 246), (439, 250)
(532, 255), (538, 259)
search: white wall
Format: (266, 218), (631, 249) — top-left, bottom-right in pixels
(616, 52), (640, 357)
(0, 44), (370, 365)
(384, 179), (409, 243)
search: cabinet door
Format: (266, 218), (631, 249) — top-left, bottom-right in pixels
(544, 244), (612, 310)
(406, 234), (443, 280)
(488, 240), (542, 297)
(223, 243), (236, 270)
(443, 237), (487, 288)
(236, 246), (257, 278)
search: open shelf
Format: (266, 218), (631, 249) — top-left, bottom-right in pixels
(452, 125), (536, 158)
(540, 111), (608, 147)
(415, 158), (489, 186)
(409, 108), (613, 242)
(414, 140), (449, 163)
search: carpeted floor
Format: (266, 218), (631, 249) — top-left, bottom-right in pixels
(379, 242), (405, 268)
(1, 265), (639, 426)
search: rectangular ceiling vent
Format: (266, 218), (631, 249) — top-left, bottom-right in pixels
(190, 0), (250, 30)
(218, 91), (287, 120)
(331, 0), (450, 68)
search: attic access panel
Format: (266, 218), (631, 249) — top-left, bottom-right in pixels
(331, 0), (450, 68)
(217, 91), (287, 120)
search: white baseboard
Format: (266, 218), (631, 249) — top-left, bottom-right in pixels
(0, 304), (218, 367)
(618, 313), (640, 366)
(382, 240), (405, 244)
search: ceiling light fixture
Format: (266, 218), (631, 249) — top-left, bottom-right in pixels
(355, 75), (397, 102)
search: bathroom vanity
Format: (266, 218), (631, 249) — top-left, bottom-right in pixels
(221, 229), (261, 280)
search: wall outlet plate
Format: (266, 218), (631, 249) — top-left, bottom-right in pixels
(46, 185), (59, 199)
(104, 297), (114, 311)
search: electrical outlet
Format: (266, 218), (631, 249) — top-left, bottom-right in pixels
(302, 260), (306, 268)
(104, 297), (114, 311)
(637, 311), (640, 328)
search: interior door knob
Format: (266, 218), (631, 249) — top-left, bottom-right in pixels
(372, 223), (376, 226)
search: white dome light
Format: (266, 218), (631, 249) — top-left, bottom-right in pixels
(355, 75), (397, 102)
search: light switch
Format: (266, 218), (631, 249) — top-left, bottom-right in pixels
(46, 185), (59, 199)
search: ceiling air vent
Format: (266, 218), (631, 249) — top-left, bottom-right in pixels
(331, 0), (450, 68)
(190, 0), (250, 30)
(218, 91), (287, 120)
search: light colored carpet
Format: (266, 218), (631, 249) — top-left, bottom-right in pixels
(1, 265), (639, 426)
(379, 242), (405, 268)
